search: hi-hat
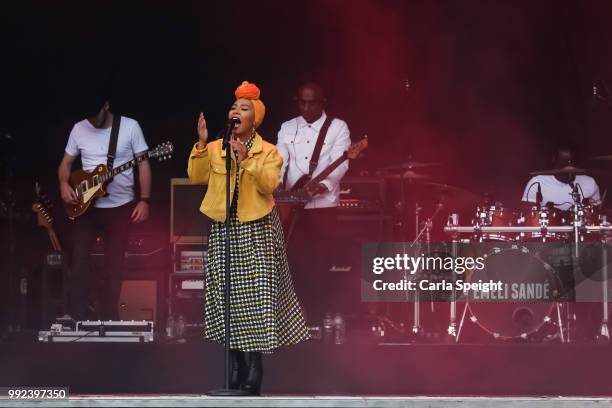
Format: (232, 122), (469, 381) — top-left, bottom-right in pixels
(530, 166), (608, 176)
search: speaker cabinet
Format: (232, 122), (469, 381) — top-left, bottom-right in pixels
(170, 178), (210, 244)
(328, 215), (394, 319)
(118, 280), (157, 321)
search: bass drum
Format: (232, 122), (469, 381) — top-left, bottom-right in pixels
(466, 245), (562, 340)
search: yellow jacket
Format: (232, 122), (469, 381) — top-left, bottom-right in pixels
(187, 133), (282, 222)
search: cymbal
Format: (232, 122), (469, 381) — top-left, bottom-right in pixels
(380, 160), (443, 171)
(530, 166), (608, 176)
(383, 170), (432, 180)
(591, 155), (612, 161)
(419, 182), (483, 204)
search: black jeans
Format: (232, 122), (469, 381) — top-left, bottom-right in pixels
(68, 202), (133, 320)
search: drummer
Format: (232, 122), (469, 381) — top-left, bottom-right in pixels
(521, 146), (601, 210)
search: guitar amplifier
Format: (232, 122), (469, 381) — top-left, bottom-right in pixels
(171, 178), (211, 243)
(338, 176), (386, 213)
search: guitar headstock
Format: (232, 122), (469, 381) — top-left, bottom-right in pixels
(346, 135), (368, 160)
(149, 141), (174, 161)
(32, 202), (53, 230)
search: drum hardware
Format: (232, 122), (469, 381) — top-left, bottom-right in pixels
(371, 163), (425, 341)
(375, 161), (458, 342)
(446, 213), (461, 342)
(411, 202), (424, 337)
(596, 215), (611, 343)
(409, 202), (445, 338)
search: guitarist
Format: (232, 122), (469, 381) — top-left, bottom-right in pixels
(276, 82), (350, 324)
(57, 94), (151, 321)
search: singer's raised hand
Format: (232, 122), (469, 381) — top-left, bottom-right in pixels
(229, 139), (248, 164)
(197, 112), (208, 149)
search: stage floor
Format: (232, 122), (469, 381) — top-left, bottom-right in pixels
(1, 336), (612, 402)
(2, 396), (612, 408)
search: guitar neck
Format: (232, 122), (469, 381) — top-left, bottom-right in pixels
(100, 152), (150, 182)
(47, 229), (62, 251)
(308, 152), (348, 187)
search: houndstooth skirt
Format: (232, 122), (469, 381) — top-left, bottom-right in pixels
(204, 206), (310, 352)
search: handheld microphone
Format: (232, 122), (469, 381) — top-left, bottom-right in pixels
(223, 118), (240, 149)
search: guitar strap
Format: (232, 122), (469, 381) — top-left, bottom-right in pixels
(106, 114), (122, 171)
(308, 115), (334, 176)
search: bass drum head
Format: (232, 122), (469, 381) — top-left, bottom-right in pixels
(467, 245), (561, 340)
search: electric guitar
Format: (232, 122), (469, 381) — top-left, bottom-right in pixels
(63, 141), (173, 219)
(274, 136), (368, 227)
(32, 199), (61, 251)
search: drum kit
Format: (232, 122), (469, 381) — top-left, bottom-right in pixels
(374, 159), (612, 343)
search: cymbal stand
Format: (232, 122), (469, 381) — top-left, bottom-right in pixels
(409, 202), (444, 339)
(446, 213), (460, 342)
(569, 182), (586, 257)
(596, 215), (611, 343)
(410, 202), (424, 337)
(569, 182), (583, 343)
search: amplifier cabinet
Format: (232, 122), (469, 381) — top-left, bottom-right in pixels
(338, 176), (386, 213)
(171, 178), (211, 244)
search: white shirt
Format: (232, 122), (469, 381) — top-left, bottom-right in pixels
(277, 112), (351, 209)
(65, 116), (149, 208)
(522, 175), (601, 211)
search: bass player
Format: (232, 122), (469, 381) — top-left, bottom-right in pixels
(276, 82), (351, 324)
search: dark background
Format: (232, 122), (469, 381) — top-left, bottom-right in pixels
(2, 0), (612, 328)
(3, 0), (612, 208)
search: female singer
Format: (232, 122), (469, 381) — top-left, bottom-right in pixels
(187, 81), (309, 395)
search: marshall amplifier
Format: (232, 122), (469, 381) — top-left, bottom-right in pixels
(327, 214), (394, 320)
(338, 176), (386, 213)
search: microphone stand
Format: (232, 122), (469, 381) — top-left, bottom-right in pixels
(208, 123), (249, 396)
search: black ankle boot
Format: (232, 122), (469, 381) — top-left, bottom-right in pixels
(242, 351), (263, 396)
(229, 349), (246, 389)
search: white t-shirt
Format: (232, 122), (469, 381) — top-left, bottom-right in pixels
(277, 112), (351, 209)
(521, 175), (601, 211)
(65, 116), (149, 208)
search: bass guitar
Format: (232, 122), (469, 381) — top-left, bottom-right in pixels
(274, 136), (368, 234)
